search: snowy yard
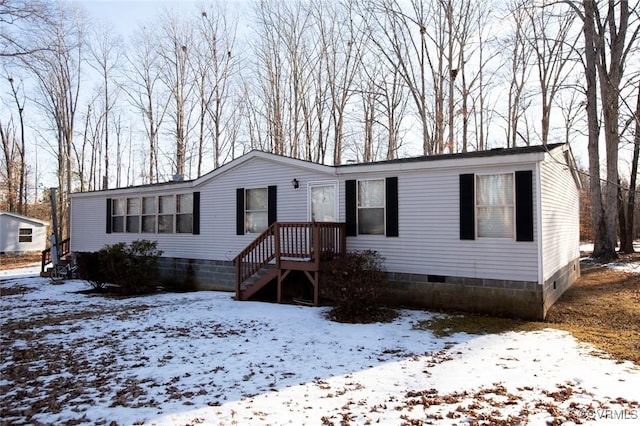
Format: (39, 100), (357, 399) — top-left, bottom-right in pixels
(1, 266), (639, 425)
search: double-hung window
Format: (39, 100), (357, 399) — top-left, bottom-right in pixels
(158, 195), (174, 233)
(126, 198), (141, 233)
(18, 228), (33, 243)
(358, 179), (385, 235)
(112, 199), (125, 233)
(476, 173), (514, 238)
(141, 197), (156, 233)
(109, 193), (198, 235)
(176, 193), (193, 233)
(245, 188), (268, 234)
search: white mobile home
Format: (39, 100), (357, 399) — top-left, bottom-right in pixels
(70, 143), (581, 319)
(0, 212), (49, 255)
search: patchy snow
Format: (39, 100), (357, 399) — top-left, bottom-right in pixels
(580, 242), (640, 273)
(1, 272), (639, 425)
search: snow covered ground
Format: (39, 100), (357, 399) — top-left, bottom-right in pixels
(1, 266), (639, 425)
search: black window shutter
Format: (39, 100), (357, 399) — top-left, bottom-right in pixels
(236, 188), (245, 235)
(192, 192), (200, 235)
(345, 180), (357, 236)
(106, 198), (112, 234)
(268, 185), (277, 225)
(459, 174), (475, 240)
(385, 177), (399, 237)
(515, 170), (534, 241)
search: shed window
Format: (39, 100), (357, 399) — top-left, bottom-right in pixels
(358, 179), (385, 235)
(245, 188), (268, 234)
(18, 228), (33, 243)
(476, 173), (514, 238)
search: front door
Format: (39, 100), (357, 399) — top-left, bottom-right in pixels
(309, 182), (338, 222)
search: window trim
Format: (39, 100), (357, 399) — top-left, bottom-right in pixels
(18, 228), (33, 243)
(475, 172), (515, 239)
(244, 187), (269, 234)
(357, 178), (386, 236)
(109, 193), (197, 235)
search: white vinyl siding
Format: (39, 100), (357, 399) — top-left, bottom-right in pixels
(0, 213), (48, 253)
(540, 153), (580, 281)
(70, 148), (578, 285)
(70, 156), (337, 260)
(343, 165), (539, 282)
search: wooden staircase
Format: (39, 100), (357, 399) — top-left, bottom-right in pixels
(40, 237), (70, 277)
(234, 222), (346, 305)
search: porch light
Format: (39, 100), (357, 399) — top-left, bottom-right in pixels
(291, 178), (299, 189)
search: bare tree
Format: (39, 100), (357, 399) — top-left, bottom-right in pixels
(192, 3), (239, 172)
(88, 23), (123, 189)
(124, 25), (169, 184)
(316, 0), (363, 165)
(21, 2), (85, 237)
(0, 0), (50, 57)
(564, 0), (639, 260)
(364, 0), (438, 155)
(157, 11), (195, 179)
(501, 0), (534, 147)
(524, 1), (580, 145)
(6, 76), (25, 213)
(0, 117), (18, 211)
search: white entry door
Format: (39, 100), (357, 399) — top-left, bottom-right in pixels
(309, 182), (338, 222)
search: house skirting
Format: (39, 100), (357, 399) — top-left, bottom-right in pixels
(157, 256), (580, 320)
(382, 258), (580, 320)
(157, 257), (236, 292)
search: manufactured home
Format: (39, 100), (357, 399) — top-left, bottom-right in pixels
(70, 143), (581, 319)
(0, 211), (49, 255)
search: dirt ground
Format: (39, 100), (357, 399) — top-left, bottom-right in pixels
(544, 253), (640, 364)
(0, 253), (41, 270)
(1, 252), (638, 364)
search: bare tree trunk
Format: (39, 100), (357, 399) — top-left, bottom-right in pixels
(621, 81), (640, 253)
(0, 120), (17, 212)
(7, 77), (26, 214)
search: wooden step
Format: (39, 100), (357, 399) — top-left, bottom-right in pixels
(238, 267), (279, 301)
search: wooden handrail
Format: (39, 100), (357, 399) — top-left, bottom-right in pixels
(41, 237), (71, 273)
(234, 222), (346, 297)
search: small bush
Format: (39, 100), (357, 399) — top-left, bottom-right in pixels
(78, 240), (163, 296)
(321, 250), (397, 323)
(76, 251), (108, 291)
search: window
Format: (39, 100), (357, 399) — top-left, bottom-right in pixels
(141, 197), (156, 233)
(108, 193), (199, 235)
(158, 195), (174, 233)
(176, 193), (193, 233)
(476, 173), (514, 238)
(126, 198), (141, 233)
(358, 179), (385, 235)
(245, 188), (268, 233)
(18, 228), (33, 243)
(112, 199), (125, 233)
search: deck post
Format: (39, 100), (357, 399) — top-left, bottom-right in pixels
(313, 224), (321, 269)
(235, 256), (241, 300)
(274, 222), (281, 269)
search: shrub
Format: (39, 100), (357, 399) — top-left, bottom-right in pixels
(321, 250), (397, 323)
(76, 251), (108, 291)
(97, 240), (162, 295)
